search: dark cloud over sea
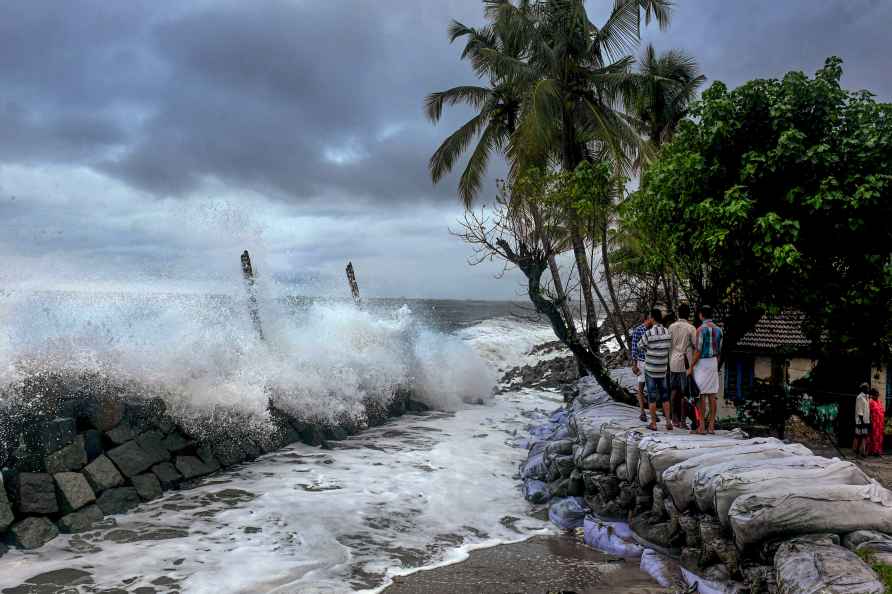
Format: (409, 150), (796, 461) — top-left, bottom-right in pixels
(2, 1), (889, 298)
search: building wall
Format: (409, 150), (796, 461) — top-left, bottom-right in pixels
(871, 362), (890, 409)
(751, 355), (815, 383)
(788, 357), (817, 382)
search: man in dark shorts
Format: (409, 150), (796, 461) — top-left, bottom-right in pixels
(638, 308), (673, 431)
(668, 304), (696, 429)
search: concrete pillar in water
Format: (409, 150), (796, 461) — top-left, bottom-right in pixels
(240, 250), (264, 340)
(345, 261), (361, 305)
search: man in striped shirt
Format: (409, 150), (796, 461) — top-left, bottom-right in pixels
(637, 308), (673, 431)
(630, 316), (652, 422)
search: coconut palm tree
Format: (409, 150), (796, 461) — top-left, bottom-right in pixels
(627, 43), (706, 167)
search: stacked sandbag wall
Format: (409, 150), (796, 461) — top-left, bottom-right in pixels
(0, 379), (422, 554)
(519, 371), (891, 593)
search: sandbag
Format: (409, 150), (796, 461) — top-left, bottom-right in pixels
(582, 515), (643, 558)
(522, 479), (550, 504)
(616, 462), (630, 482)
(641, 436), (768, 487)
(681, 566), (745, 594)
(844, 530), (892, 565)
(545, 439), (574, 457)
(521, 451), (548, 480)
(660, 440), (811, 510)
(730, 482), (892, 549)
(579, 453), (611, 471)
(843, 530), (892, 552)
(714, 460), (870, 527)
(774, 538), (883, 594)
(693, 455), (835, 514)
(625, 430), (644, 479)
(548, 496), (588, 530)
(610, 435), (627, 471)
(640, 549), (684, 588)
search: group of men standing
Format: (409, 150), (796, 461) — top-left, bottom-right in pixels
(630, 304), (724, 433)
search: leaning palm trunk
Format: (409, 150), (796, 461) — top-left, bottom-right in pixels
(592, 276), (627, 352)
(530, 204), (578, 339)
(571, 233), (599, 349)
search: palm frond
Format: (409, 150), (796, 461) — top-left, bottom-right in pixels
(457, 123), (499, 207)
(425, 86), (493, 122)
(429, 113), (488, 185)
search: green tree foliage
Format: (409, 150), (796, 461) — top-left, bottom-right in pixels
(626, 57), (892, 360)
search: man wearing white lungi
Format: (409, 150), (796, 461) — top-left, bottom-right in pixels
(687, 305), (723, 434)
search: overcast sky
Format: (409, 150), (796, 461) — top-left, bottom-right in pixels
(2, 1), (890, 300)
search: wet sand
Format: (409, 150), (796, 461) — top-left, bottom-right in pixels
(383, 535), (667, 594)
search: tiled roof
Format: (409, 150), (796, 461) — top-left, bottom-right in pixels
(736, 309), (813, 352)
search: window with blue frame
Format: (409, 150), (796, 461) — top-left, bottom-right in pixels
(725, 355), (755, 401)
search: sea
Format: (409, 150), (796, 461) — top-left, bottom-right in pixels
(0, 292), (567, 593)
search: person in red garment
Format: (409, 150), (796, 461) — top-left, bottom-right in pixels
(868, 388), (885, 457)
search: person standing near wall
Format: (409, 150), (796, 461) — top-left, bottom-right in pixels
(854, 383), (871, 457)
(630, 313), (653, 422)
(668, 304), (696, 430)
(688, 305), (723, 434)
(868, 388), (884, 457)
(638, 308), (673, 432)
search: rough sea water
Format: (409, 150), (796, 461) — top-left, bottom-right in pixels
(0, 288), (567, 593)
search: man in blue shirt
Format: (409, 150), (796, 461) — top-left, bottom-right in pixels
(630, 312), (653, 422)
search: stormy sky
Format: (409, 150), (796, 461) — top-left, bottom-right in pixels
(2, 1), (890, 299)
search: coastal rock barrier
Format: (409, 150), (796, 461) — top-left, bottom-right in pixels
(520, 370), (892, 593)
(0, 372), (424, 553)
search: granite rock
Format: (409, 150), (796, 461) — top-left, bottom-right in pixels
(105, 423), (135, 445)
(151, 462), (183, 490)
(54, 472), (96, 512)
(96, 487), (141, 515)
(16, 473), (59, 515)
(175, 456), (215, 480)
(45, 436), (87, 474)
(11, 516), (59, 549)
(83, 454), (125, 493)
(135, 430), (171, 465)
(107, 441), (154, 477)
(131, 474), (163, 502)
(58, 504), (104, 533)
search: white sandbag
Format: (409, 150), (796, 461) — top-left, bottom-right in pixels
(681, 566), (745, 594)
(642, 436), (770, 487)
(714, 460), (870, 527)
(616, 462), (630, 482)
(693, 455), (835, 514)
(610, 435), (627, 471)
(730, 482), (892, 549)
(661, 440), (810, 510)
(625, 430), (644, 479)
(579, 453), (612, 471)
(545, 439), (575, 458)
(582, 515), (642, 558)
(640, 549), (684, 588)
(774, 538), (884, 594)
(596, 432), (613, 455)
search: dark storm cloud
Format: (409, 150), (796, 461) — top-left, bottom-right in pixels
(3, 0), (889, 207)
(2, 1), (891, 298)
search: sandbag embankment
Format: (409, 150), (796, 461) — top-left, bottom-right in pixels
(518, 371), (890, 593)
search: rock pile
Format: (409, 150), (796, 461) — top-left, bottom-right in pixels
(0, 375), (424, 553)
(520, 371), (892, 593)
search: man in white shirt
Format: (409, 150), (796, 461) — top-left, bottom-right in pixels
(668, 304), (696, 429)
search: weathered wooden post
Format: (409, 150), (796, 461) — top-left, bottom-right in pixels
(345, 261), (361, 305)
(240, 250), (264, 340)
